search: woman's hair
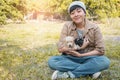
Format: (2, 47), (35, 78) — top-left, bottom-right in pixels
(70, 5), (83, 14)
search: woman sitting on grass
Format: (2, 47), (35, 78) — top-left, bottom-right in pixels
(48, 1), (110, 80)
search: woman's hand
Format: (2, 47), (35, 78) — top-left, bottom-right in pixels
(58, 46), (74, 53)
(68, 50), (83, 57)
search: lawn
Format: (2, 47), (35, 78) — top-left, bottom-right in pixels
(0, 20), (120, 80)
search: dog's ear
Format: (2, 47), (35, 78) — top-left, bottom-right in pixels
(70, 36), (74, 41)
(65, 36), (75, 42)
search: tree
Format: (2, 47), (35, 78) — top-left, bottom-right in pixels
(45, 0), (120, 20)
(0, 0), (27, 24)
(82, 0), (120, 19)
(0, 0), (120, 24)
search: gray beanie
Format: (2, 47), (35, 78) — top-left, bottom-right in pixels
(68, 1), (86, 14)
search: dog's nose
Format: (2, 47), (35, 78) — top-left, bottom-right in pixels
(69, 45), (72, 48)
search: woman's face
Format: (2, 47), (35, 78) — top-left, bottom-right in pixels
(70, 8), (85, 24)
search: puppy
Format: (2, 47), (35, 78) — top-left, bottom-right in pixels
(74, 37), (84, 47)
(63, 36), (89, 55)
(63, 36), (79, 55)
(65, 36), (80, 50)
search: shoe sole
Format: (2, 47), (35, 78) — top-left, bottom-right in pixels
(92, 72), (101, 79)
(51, 70), (59, 80)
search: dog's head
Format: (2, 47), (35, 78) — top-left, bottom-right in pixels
(74, 38), (84, 47)
(65, 36), (75, 48)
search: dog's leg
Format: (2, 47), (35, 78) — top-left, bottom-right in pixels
(74, 44), (81, 50)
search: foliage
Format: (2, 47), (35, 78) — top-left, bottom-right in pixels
(46, 0), (120, 20)
(0, 0), (26, 25)
(25, 0), (47, 12)
(82, 0), (120, 19)
(0, 0), (120, 24)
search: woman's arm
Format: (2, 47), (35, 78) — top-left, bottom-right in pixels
(57, 23), (74, 53)
(58, 47), (72, 53)
(68, 50), (103, 57)
(69, 25), (105, 57)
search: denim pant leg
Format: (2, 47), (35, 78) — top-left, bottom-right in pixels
(71, 56), (110, 77)
(48, 55), (110, 78)
(48, 55), (81, 72)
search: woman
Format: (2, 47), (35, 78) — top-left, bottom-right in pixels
(48, 1), (110, 80)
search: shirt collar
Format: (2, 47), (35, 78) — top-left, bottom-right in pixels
(71, 22), (77, 31)
(85, 19), (94, 30)
(71, 19), (94, 37)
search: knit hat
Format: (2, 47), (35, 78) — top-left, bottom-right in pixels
(68, 1), (86, 14)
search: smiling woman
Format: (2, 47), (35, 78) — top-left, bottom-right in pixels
(48, 1), (110, 80)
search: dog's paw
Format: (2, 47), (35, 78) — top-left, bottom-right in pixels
(74, 45), (80, 50)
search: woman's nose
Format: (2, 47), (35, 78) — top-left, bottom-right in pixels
(74, 12), (78, 17)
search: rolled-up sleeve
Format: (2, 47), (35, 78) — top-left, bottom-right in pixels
(94, 26), (105, 54)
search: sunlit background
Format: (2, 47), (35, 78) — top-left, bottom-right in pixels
(0, 0), (120, 80)
(0, 0), (120, 24)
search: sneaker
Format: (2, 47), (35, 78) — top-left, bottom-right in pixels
(51, 70), (69, 80)
(92, 72), (101, 79)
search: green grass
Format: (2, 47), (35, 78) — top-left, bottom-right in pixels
(0, 20), (120, 80)
(100, 18), (120, 35)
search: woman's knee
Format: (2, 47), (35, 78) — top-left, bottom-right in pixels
(99, 56), (110, 69)
(48, 56), (62, 69)
(48, 56), (57, 67)
(104, 56), (110, 68)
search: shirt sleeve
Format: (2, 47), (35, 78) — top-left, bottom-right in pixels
(57, 23), (68, 49)
(94, 26), (105, 54)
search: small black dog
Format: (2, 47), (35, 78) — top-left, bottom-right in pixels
(74, 37), (84, 47)
(74, 37), (85, 53)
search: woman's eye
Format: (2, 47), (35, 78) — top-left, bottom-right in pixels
(71, 12), (74, 15)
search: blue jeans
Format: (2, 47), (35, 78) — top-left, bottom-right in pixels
(48, 55), (110, 78)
